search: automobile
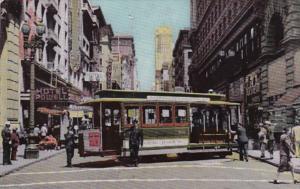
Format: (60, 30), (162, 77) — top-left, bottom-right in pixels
(39, 135), (58, 150)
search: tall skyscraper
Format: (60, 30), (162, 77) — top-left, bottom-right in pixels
(154, 26), (173, 91)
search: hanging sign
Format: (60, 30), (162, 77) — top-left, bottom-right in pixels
(35, 87), (69, 102)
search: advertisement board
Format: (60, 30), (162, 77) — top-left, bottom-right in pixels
(84, 72), (105, 82)
(83, 130), (102, 152)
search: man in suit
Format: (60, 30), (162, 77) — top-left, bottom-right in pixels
(237, 123), (249, 162)
(64, 126), (75, 167)
(125, 120), (143, 167)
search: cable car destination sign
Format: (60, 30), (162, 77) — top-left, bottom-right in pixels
(35, 87), (69, 102)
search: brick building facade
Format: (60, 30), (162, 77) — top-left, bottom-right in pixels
(189, 0), (300, 136)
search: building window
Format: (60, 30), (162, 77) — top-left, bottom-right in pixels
(228, 10), (232, 23)
(188, 52), (193, 59)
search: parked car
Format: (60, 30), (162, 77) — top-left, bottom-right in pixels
(39, 135), (58, 150)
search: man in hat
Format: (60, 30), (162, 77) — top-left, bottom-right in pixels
(1, 121), (12, 165)
(124, 120), (143, 167)
(64, 126), (75, 167)
(265, 120), (275, 159)
(258, 123), (268, 158)
(10, 128), (20, 160)
(274, 127), (298, 184)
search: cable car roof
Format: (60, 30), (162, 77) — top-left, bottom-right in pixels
(81, 98), (240, 106)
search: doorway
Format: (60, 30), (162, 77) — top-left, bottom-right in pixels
(102, 104), (121, 151)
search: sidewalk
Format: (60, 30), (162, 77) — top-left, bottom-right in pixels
(0, 145), (64, 177)
(248, 150), (300, 174)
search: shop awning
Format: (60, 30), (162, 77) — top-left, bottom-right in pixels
(69, 111), (92, 118)
(37, 107), (64, 115)
(274, 88), (300, 107)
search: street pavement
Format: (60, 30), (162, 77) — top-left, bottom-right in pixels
(0, 145), (64, 177)
(0, 151), (300, 189)
(248, 150), (300, 173)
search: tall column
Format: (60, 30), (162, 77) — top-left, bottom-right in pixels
(29, 48), (35, 128)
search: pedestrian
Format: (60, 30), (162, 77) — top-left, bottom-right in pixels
(124, 120), (143, 167)
(41, 123), (48, 139)
(1, 121), (12, 165)
(258, 123), (268, 158)
(274, 127), (299, 184)
(292, 120), (300, 158)
(33, 124), (40, 138)
(237, 123), (249, 161)
(10, 128), (20, 161)
(64, 126), (75, 167)
(265, 121), (275, 159)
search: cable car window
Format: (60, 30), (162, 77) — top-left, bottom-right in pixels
(205, 110), (217, 133)
(104, 109), (111, 127)
(175, 106), (188, 123)
(159, 106), (172, 123)
(113, 109), (120, 125)
(143, 106), (156, 124)
(125, 107), (139, 125)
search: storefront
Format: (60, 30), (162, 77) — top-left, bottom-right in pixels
(245, 70), (262, 138)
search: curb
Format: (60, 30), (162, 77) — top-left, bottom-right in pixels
(249, 155), (300, 174)
(0, 150), (64, 177)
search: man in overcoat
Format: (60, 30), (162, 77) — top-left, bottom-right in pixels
(1, 121), (12, 165)
(125, 120), (143, 167)
(237, 123), (249, 161)
(64, 126), (75, 167)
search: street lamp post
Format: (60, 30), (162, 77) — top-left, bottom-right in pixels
(22, 21), (45, 159)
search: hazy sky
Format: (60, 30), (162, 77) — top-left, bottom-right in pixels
(91, 0), (190, 91)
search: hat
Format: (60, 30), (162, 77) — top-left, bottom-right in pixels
(5, 121), (11, 126)
(264, 121), (271, 125)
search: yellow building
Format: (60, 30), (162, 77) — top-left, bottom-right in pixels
(0, 5), (21, 144)
(155, 26), (173, 91)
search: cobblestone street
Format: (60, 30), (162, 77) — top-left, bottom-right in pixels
(0, 151), (300, 189)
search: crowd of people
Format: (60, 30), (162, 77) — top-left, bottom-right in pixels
(235, 120), (300, 184)
(1, 110), (94, 167)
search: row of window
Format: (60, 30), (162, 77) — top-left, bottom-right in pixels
(195, 0), (248, 63)
(205, 23), (262, 78)
(101, 106), (240, 134)
(103, 106), (189, 127)
(102, 106), (240, 128)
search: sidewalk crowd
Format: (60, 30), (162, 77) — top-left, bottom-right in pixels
(235, 120), (300, 184)
(1, 121), (64, 177)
